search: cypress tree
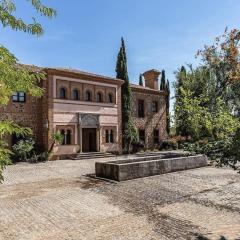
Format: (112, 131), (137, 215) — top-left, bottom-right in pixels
(115, 38), (134, 152)
(139, 74), (143, 86)
(166, 79), (171, 135)
(160, 69), (170, 135)
(160, 70), (166, 91)
(175, 66), (187, 136)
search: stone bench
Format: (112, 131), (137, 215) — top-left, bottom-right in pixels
(95, 155), (208, 181)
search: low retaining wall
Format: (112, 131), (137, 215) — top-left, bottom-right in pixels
(95, 155), (208, 181)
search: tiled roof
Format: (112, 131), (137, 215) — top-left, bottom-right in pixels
(130, 83), (165, 94)
(18, 64), (123, 82)
(44, 67), (124, 82)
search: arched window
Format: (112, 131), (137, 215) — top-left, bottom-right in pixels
(60, 129), (65, 145)
(85, 90), (92, 101)
(96, 92), (103, 102)
(60, 88), (66, 99)
(105, 130), (109, 143)
(72, 89), (80, 100)
(108, 93), (113, 103)
(66, 130), (71, 145)
(110, 130), (114, 143)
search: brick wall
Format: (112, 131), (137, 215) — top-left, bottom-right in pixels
(0, 88), (45, 149)
(131, 89), (167, 149)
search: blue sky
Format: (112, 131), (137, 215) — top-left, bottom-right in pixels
(1, 0), (240, 105)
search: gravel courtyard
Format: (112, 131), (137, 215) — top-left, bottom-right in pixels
(0, 158), (240, 240)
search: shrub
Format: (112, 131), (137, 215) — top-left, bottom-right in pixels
(160, 139), (178, 150)
(220, 128), (240, 171)
(183, 139), (231, 161)
(28, 151), (49, 163)
(132, 141), (145, 153)
(12, 139), (35, 162)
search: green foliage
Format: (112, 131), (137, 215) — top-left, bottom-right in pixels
(116, 38), (135, 152)
(160, 139), (178, 150)
(160, 70), (171, 135)
(29, 151), (49, 163)
(0, 121), (32, 182)
(0, 0), (56, 181)
(174, 66), (239, 141)
(0, 140), (11, 183)
(0, 46), (44, 105)
(166, 79), (170, 135)
(12, 139), (35, 162)
(139, 74), (143, 86)
(48, 131), (64, 154)
(211, 98), (239, 140)
(174, 29), (240, 170)
(220, 128), (240, 170)
(53, 131), (64, 145)
(183, 140), (229, 160)
(0, 0), (56, 35)
(124, 122), (139, 153)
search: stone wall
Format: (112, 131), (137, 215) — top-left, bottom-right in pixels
(95, 155), (208, 181)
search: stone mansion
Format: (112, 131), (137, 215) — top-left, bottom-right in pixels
(1, 66), (167, 158)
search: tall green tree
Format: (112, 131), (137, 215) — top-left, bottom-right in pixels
(116, 38), (136, 152)
(139, 74), (143, 86)
(174, 65), (239, 141)
(160, 70), (166, 91)
(166, 79), (171, 135)
(160, 70), (170, 134)
(174, 66), (187, 136)
(0, 0), (56, 182)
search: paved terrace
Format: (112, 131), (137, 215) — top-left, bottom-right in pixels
(0, 157), (240, 240)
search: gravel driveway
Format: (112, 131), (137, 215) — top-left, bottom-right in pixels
(0, 158), (240, 240)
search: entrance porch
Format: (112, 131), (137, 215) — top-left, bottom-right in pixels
(78, 113), (100, 153)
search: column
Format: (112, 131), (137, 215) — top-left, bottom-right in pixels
(96, 128), (100, 152)
(78, 126), (83, 153)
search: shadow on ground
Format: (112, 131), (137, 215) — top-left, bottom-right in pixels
(195, 233), (240, 240)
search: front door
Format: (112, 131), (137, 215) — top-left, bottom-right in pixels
(82, 128), (97, 152)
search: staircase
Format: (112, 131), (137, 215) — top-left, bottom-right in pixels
(70, 152), (115, 160)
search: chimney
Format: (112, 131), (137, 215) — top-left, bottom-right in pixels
(143, 69), (161, 90)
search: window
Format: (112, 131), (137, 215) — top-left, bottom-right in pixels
(96, 92), (103, 102)
(85, 91), (92, 101)
(60, 129), (71, 145)
(105, 129), (114, 143)
(138, 100), (145, 118)
(60, 129), (66, 145)
(107, 93), (113, 103)
(139, 129), (145, 143)
(66, 130), (71, 145)
(154, 129), (159, 144)
(12, 92), (26, 102)
(72, 89), (80, 100)
(60, 88), (66, 99)
(152, 101), (158, 113)
(110, 130), (114, 143)
(105, 130), (109, 143)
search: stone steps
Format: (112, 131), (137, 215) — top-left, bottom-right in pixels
(71, 152), (115, 160)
